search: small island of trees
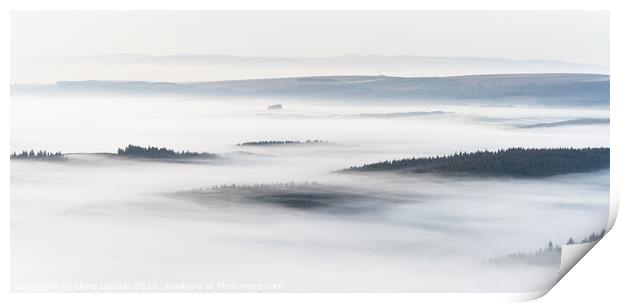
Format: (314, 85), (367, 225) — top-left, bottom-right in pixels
(267, 104), (283, 110)
(342, 147), (610, 177)
(10, 150), (66, 161)
(182, 182), (367, 211)
(238, 139), (327, 146)
(116, 144), (216, 159)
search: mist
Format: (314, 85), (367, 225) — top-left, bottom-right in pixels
(10, 95), (609, 292)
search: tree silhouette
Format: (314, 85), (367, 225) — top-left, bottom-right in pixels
(343, 147), (609, 177)
(116, 144), (216, 159)
(10, 150), (65, 161)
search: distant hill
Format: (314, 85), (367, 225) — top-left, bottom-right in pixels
(518, 118), (610, 128)
(342, 147), (610, 177)
(12, 73), (610, 107)
(53, 54), (609, 74)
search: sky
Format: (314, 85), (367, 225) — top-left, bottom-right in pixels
(10, 11), (610, 83)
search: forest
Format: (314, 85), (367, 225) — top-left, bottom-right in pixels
(116, 144), (216, 159)
(10, 150), (65, 161)
(343, 147), (610, 177)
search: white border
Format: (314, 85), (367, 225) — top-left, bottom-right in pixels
(2, 0), (617, 10)
(2, 1), (617, 303)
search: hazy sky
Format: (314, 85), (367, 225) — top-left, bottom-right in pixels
(10, 11), (609, 83)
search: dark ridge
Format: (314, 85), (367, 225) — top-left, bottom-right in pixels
(518, 118), (610, 129)
(10, 150), (66, 161)
(342, 147), (610, 177)
(237, 139), (326, 146)
(295, 77), (341, 83)
(12, 74), (610, 107)
(116, 144), (216, 159)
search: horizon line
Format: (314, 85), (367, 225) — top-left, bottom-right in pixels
(10, 72), (611, 87)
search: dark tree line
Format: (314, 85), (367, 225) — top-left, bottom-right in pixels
(10, 150), (65, 160)
(116, 144), (216, 159)
(238, 139), (326, 146)
(491, 229), (606, 265)
(566, 229), (607, 245)
(343, 147), (610, 177)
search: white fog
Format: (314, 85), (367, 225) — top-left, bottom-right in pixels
(10, 96), (609, 292)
